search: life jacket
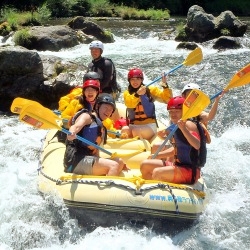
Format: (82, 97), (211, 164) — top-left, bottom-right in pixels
(172, 120), (207, 183)
(126, 88), (157, 125)
(58, 87), (82, 112)
(64, 109), (105, 173)
(88, 57), (120, 95)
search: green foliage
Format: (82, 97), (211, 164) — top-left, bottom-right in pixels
(13, 28), (33, 47)
(0, 7), (19, 30)
(37, 4), (52, 22)
(16, 12), (41, 26)
(175, 22), (188, 41)
(0, 22), (12, 36)
(0, 6), (48, 28)
(1, 0), (250, 17)
(88, 0), (114, 16)
(45, 0), (78, 17)
(115, 5), (170, 20)
(103, 29), (113, 40)
(220, 28), (230, 36)
(71, 0), (91, 16)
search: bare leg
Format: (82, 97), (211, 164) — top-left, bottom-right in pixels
(93, 158), (123, 176)
(152, 165), (175, 182)
(140, 159), (164, 179)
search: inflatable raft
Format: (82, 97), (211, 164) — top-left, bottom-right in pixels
(39, 128), (207, 232)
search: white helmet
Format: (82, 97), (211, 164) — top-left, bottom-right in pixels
(89, 40), (104, 51)
(181, 83), (201, 94)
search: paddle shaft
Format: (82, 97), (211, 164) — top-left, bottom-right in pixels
(61, 128), (112, 156)
(146, 64), (183, 87)
(152, 125), (177, 159)
(146, 47), (202, 87)
(210, 90), (223, 100)
(210, 63), (250, 100)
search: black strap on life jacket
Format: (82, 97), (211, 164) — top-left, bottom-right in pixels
(191, 119), (207, 184)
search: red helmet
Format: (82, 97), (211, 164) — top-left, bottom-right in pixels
(128, 68), (144, 80)
(167, 96), (185, 110)
(83, 79), (100, 91)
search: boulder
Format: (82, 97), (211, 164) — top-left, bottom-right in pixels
(26, 25), (79, 51)
(68, 16), (114, 43)
(213, 36), (241, 50)
(0, 46), (87, 112)
(0, 46), (44, 111)
(183, 5), (247, 43)
(176, 42), (198, 50)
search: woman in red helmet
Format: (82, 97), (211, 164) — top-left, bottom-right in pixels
(61, 79), (100, 122)
(140, 96), (204, 184)
(58, 71), (101, 114)
(122, 68), (172, 141)
(64, 93), (129, 176)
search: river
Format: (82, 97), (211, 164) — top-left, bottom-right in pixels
(0, 17), (250, 249)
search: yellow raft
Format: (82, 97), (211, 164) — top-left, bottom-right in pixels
(39, 128), (208, 232)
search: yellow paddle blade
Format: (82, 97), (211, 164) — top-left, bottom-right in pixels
(224, 63), (250, 91)
(19, 104), (62, 130)
(183, 47), (203, 66)
(182, 89), (210, 120)
(10, 97), (39, 114)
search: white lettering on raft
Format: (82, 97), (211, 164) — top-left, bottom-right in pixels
(149, 194), (203, 205)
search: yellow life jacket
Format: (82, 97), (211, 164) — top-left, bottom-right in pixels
(58, 87), (83, 112)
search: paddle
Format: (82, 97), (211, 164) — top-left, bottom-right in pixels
(152, 89), (210, 159)
(11, 97), (122, 137)
(210, 63), (250, 100)
(146, 47), (203, 87)
(19, 103), (116, 157)
(10, 97), (39, 114)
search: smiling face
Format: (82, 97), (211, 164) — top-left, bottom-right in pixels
(98, 103), (114, 120)
(90, 48), (102, 60)
(129, 77), (143, 88)
(84, 87), (99, 102)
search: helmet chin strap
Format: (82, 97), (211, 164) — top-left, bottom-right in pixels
(96, 104), (102, 121)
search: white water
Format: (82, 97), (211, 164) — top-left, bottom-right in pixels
(1, 21), (250, 249)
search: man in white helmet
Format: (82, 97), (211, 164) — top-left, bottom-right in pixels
(181, 83), (224, 126)
(87, 40), (121, 100)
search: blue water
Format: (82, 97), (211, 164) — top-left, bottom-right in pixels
(0, 18), (250, 249)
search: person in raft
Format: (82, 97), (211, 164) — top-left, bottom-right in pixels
(87, 40), (121, 100)
(58, 71), (101, 116)
(58, 72), (127, 139)
(155, 83), (224, 147)
(64, 93), (129, 176)
(140, 96), (207, 184)
(121, 68), (173, 141)
(181, 83), (224, 127)
(61, 79), (100, 122)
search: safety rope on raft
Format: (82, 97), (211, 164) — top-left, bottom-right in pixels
(38, 166), (207, 214)
(38, 167), (180, 213)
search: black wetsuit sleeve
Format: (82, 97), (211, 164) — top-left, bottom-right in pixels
(101, 59), (113, 90)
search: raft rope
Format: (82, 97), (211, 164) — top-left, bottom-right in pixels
(56, 173), (205, 198)
(38, 165), (205, 214)
(38, 166), (180, 213)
